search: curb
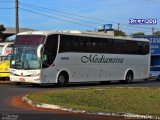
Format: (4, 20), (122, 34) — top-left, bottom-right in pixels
(22, 95), (160, 120)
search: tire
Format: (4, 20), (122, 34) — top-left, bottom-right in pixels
(58, 73), (68, 87)
(156, 76), (160, 81)
(5, 77), (10, 81)
(144, 78), (148, 82)
(31, 83), (40, 87)
(15, 82), (21, 85)
(125, 71), (133, 83)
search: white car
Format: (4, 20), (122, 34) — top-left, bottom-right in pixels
(149, 66), (160, 81)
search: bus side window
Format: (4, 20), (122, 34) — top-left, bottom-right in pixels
(42, 54), (49, 68)
(42, 35), (58, 68)
(43, 54), (47, 62)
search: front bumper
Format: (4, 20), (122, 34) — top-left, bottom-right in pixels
(10, 75), (41, 84)
(0, 72), (10, 78)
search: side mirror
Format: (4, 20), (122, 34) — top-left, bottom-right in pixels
(2, 43), (12, 55)
(37, 44), (43, 58)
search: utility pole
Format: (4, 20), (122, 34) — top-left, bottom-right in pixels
(15, 0), (19, 34)
(152, 27), (154, 35)
(118, 23), (120, 31)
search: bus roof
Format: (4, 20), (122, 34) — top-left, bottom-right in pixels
(17, 30), (149, 42)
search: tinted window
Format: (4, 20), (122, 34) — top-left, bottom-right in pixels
(59, 35), (149, 55)
(43, 35), (58, 68)
(59, 35), (74, 53)
(15, 35), (45, 45)
(112, 39), (127, 54)
(89, 37), (99, 53)
(59, 35), (89, 53)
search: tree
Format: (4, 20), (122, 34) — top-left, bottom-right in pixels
(153, 31), (160, 36)
(0, 24), (6, 41)
(114, 29), (126, 36)
(131, 32), (145, 36)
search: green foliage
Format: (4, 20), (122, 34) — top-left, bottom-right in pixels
(0, 24), (6, 41)
(153, 31), (160, 36)
(28, 88), (160, 116)
(131, 32), (145, 36)
(0, 24), (6, 33)
(114, 29), (126, 36)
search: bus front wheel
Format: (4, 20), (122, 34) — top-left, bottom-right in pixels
(15, 82), (21, 85)
(57, 73), (68, 87)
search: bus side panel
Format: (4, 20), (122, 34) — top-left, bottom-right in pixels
(41, 67), (58, 83)
(54, 53), (89, 83)
(55, 53), (150, 82)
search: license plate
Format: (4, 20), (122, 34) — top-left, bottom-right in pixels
(19, 78), (25, 82)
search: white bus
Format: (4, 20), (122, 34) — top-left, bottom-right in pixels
(0, 42), (13, 61)
(0, 35), (15, 60)
(10, 31), (150, 86)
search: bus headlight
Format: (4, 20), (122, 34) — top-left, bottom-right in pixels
(5, 68), (10, 71)
(10, 71), (15, 76)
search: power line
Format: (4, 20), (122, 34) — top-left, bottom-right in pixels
(0, 0), (14, 2)
(121, 0), (160, 6)
(122, 0), (160, 3)
(19, 1), (117, 24)
(133, 0), (160, 3)
(20, 3), (101, 26)
(121, 27), (152, 33)
(20, 8), (97, 29)
(122, 25), (152, 30)
(1, 0), (158, 33)
(0, 8), (14, 9)
(122, 23), (153, 30)
(19, 1), (158, 31)
(21, 7), (158, 33)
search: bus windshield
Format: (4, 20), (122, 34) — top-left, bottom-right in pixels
(15, 35), (45, 45)
(10, 46), (41, 70)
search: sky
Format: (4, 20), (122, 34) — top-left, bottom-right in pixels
(0, 0), (160, 35)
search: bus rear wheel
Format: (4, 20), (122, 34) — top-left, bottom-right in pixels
(125, 71), (133, 83)
(58, 73), (68, 87)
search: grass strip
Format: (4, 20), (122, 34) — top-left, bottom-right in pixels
(27, 88), (160, 115)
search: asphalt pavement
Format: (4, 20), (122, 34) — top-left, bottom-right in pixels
(0, 79), (160, 120)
